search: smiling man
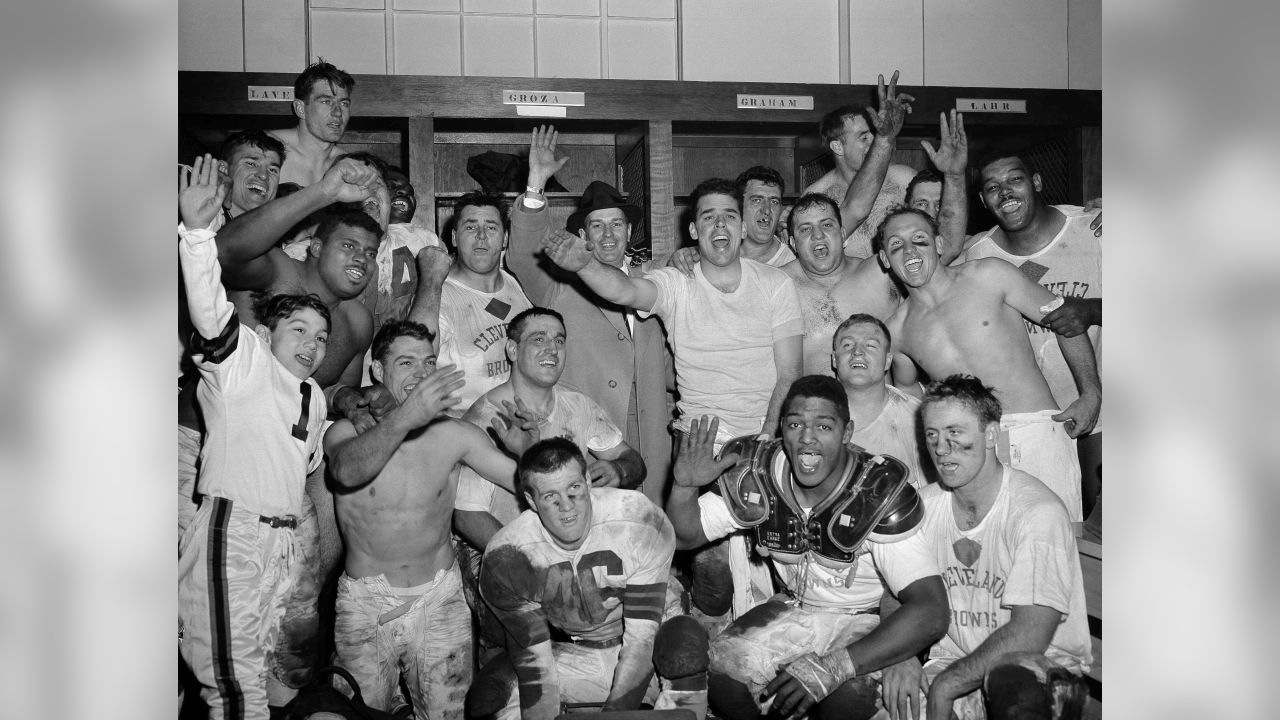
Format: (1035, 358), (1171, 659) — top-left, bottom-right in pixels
(882, 375), (1090, 720)
(471, 438), (708, 720)
(962, 154), (1104, 525)
(217, 130), (285, 220)
(876, 207), (1100, 527)
(544, 177), (802, 623)
(453, 307), (645, 550)
(663, 376), (947, 720)
(544, 177), (801, 445)
(832, 314), (931, 488)
(323, 320), (523, 719)
(506, 126), (673, 506)
(269, 61), (354, 187)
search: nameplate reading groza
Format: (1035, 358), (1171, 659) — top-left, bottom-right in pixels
(248, 86), (294, 102)
(502, 90), (585, 107)
(736, 94), (814, 110)
(955, 98), (1026, 113)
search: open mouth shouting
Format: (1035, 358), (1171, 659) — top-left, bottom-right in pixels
(796, 450), (823, 473)
(344, 265), (367, 283)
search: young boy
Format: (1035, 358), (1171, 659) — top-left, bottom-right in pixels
(177, 154), (332, 719)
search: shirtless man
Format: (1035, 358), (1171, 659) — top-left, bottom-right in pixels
(216, 157), (383, 410)
(269, 61), (354, 187)
(833, 314), (932, 488)
(804, 71), (917, 259)
(781, 193), (901, 375)
(963, 154), (1103, 521)
(324, 320), (525, 718)
(876, 207), (1100, 525)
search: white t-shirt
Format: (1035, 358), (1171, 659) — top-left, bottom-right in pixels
(849, 385), (928, 488)
(964, 207), (1102, 433)
(917, 467), (1093, 675)
(455, 386), (624, 524)
(640, 259), (803, 440)
(437, 270), (532, 413)
(698, 487), (937, 612)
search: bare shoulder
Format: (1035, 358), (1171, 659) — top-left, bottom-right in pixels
(803, 169), (839, 196)
(779, 259), (805, 281)
(267, 127), (298, 147)
(338, 298), (374, 336)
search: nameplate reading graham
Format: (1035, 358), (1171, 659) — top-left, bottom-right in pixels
(736, 94), (814, 110)
(248, 86), (295, 102)
(955, 98), (1027, 113)
(502, 90), (585, 107)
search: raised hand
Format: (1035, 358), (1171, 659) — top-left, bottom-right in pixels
(399, 364), (466, 428)
(179, 154), (227, 230)
(527, 124), (569, 190)
(490, 396), (541, 456)
(416, 244), (453, 284)
(318, 156), (383, 204)
(672, 416), (740, 488)
(864, 70), (915, 141)
(921, 110), (968, 176)
(542, 228), (595, 273)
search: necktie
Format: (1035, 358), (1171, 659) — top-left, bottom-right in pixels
(291, 382), (311, 442)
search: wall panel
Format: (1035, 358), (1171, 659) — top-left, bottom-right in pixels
(681, 0), (840, 83)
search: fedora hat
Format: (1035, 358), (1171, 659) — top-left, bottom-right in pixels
(566, 181), (642, 235)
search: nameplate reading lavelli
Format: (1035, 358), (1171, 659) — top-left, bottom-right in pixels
(955, 98), (1027, 113)
(736, 94), (814, 110)
(248, 86), (295, 102)
(502, 90), (585, 107)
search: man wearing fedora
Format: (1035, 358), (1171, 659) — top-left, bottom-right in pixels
(505, 125), (674, 506)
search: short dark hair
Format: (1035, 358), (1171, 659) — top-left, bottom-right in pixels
(315, 204), (383, 244)
(786, 192), (842, 237)
(736, 166), (785, 195)
(371, 320), (435, 364)
(872, 206), (939, 255)
(294, 59), (354, 103)
(688, 177), (743, 215)
(976, 153), (1035, 178)
(905, 169), (944, 204)
(252, 293), (331, 332)
(921, 374), (1003, 427)
(819, 104), (867, 145)
(833, 313), (891, 350)
(337, 151), (390, 185)
(454, 191), (510, 232)
(508, 307), (565, 343)
(781, 375), (850, 427)
(518, 437), (586, 497)
(219, 129), (286, 166)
